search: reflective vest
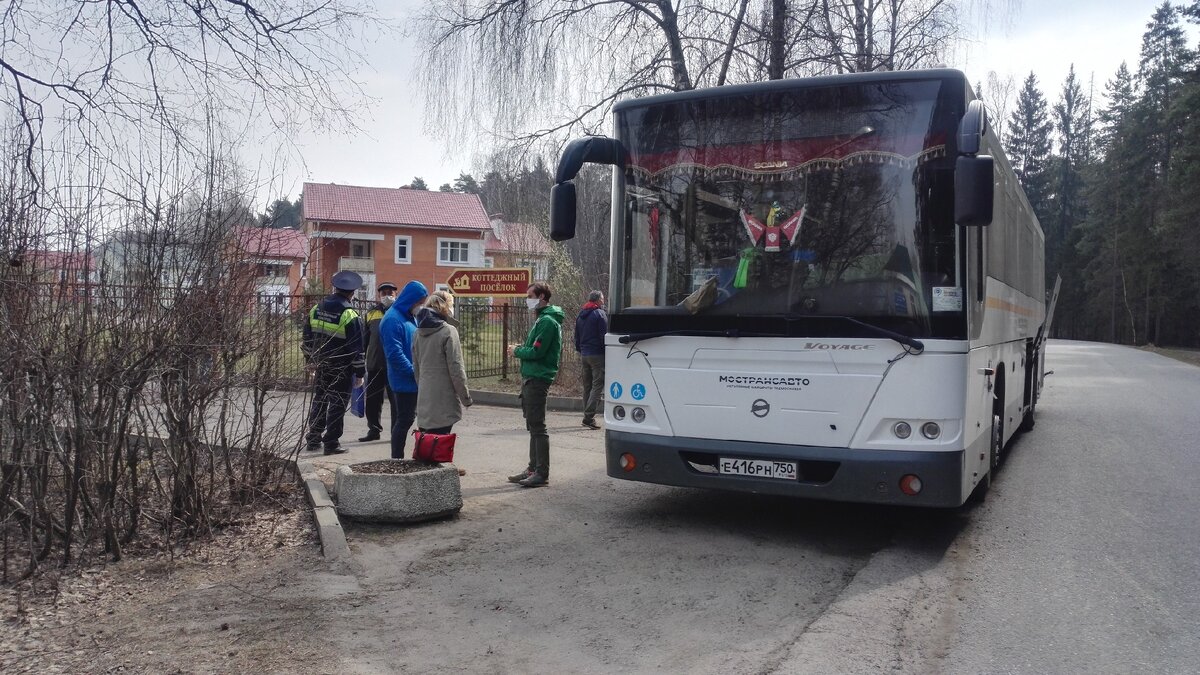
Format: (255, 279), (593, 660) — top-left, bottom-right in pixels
(303, 295), (365, 372)
(309, 304), (360, 339)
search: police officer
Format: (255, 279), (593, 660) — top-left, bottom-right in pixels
(303, 270), (366, 455)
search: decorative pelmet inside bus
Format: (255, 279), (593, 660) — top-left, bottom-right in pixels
(625, 145), (947, 184)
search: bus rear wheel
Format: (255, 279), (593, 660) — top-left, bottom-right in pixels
(1019, 402), (1036, 432)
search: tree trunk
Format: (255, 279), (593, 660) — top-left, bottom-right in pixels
(717, 0), (751, 86)
(769, 0), (787, 80)
(658, 2), (694, 90)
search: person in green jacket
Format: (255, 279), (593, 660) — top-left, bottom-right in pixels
(507, 282), (564, 488)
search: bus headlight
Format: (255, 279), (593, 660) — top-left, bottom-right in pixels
(893, 421), (912, 439)
(921, 422), (941, 439)
(631, 407), (646, 423)
(613, 405), (626, 420)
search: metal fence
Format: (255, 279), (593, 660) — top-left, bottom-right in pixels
(455, 302), (581, 380)
(268, 294), (582, 383)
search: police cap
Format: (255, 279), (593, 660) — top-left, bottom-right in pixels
(331, 270), (363, 292)
(377, 281), (398, 292)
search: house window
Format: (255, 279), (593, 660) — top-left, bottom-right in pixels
(435, 283), (451, 293)
(437, 238), (474, 266)
(395, 235), (412, 264)
(483, 256), (494, 268)
(348, 239), (370, 258)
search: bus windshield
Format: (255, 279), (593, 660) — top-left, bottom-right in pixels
(614, 79), (964, 339)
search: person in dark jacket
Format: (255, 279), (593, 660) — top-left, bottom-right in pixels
(380, 280), (428, 459)
(575, 289), (607, 429)
(303, 270), (366, 455)
(507, 283), (564, 488)
(359, 281), (398, 442)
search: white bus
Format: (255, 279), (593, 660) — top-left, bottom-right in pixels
(550, 69), (1056, 506)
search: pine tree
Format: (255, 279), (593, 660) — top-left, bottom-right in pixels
(1096, 63), (1137, 151)
(1007, 73), (1054, 221)
(1134, 3), (1192, 343)
(1157, 1), (1200, 343)
(1049, 65), (1092, 337)
(1075, 64), (1152, 343)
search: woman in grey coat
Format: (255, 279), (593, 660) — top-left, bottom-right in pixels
(413, 291), (473, 468)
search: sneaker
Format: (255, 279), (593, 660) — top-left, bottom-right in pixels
(303, 443), (321, 453)
(357, 432), (381, 442)
(518, 472), (548, 488)
(323, 446), (348, 456)
(582, 418), (600, 430)
(507, 469), (534, 484)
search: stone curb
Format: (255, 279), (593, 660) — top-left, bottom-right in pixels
(471, 389), (584, 412)
(296, 460), (351, 561)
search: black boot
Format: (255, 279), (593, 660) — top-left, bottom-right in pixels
(518, 471), (548, 487)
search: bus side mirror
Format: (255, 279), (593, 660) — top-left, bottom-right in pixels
(958, 100), (987, 155)
(956, 100), (993, 226)
(551, 136), (628, 242)
(550, 182), (577, 241)
(555, 136), (627, 183)
(955, 155), (994, 226)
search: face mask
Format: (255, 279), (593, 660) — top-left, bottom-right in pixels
(526, 297), (540, 310)
(380, 295), (395, 307)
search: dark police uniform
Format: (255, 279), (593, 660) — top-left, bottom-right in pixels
(303, 271), (366, 454)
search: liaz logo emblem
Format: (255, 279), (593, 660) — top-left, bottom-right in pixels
(751, 399), (770, 418)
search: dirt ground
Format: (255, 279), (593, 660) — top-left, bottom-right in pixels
(1144, 345), (1200, 368)
(0, 495), (339, 675)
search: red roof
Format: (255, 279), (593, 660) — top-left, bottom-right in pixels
(233, 227), (307, 259)
(27, 250), (96, 269)
(303, 182), (491, 231)
(485, 222), (553, 255)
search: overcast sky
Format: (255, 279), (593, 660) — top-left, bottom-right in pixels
(266, 0), (1193, 205)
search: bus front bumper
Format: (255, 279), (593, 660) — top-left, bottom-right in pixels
(606, 430), (966, 507)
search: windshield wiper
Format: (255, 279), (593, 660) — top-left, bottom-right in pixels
(815, 316), (925, 353)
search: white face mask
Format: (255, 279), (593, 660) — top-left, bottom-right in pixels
(526, 297), (540, 310)
(380, 295), (395, 307)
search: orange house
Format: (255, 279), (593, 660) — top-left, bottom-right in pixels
(302, 183), (490, 298)
(230, 226), (307, 311)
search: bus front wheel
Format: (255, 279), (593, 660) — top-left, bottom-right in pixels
(968, 413), (1002, 504)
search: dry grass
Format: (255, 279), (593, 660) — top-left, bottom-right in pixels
(1144, 345), (1200, 368)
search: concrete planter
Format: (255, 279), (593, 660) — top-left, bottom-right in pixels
(334, 460), (463, 523)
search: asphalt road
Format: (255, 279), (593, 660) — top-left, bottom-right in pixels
(311, 341), (1199, 674)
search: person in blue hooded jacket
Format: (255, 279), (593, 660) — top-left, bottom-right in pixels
(380, 280), (428, 459)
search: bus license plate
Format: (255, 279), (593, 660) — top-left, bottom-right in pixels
(718, 458), (798, 480)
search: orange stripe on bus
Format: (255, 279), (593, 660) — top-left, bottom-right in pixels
(985, 296), (1037, 317)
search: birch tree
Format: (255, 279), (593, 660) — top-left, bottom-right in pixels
(418, 0), (983, 147)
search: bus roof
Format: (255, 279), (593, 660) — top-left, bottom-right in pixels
(611, 68), (969, 112)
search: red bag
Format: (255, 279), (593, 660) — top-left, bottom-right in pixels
(412, 430), (456, 463)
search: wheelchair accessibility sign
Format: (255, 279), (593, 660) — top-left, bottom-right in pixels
(631, 383), (646, 400)
(610, 382), (623, 399)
